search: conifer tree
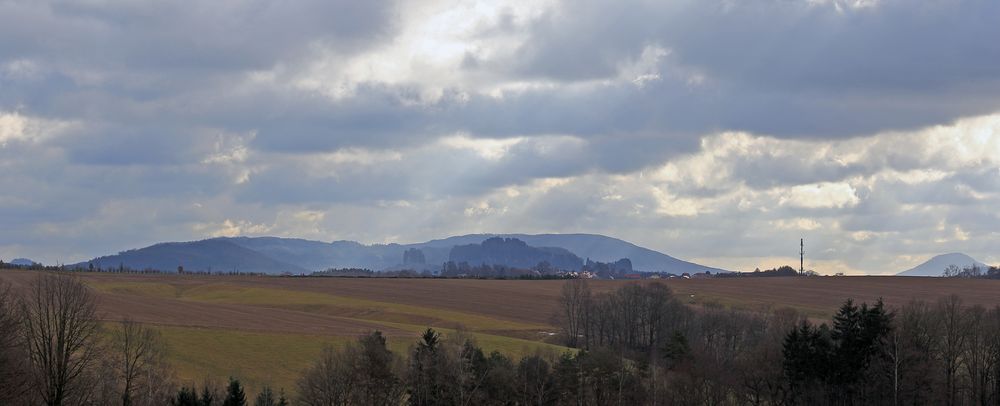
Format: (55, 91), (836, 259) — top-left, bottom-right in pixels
(276, 389), (289, 406)
(171, 386), (199, 406)
(223, 378), (246, 406)
(200, 386), (215, 406)
(408, 328), (443, 406)
(253, 386), (276, 406)
(355, 331), (404, 404)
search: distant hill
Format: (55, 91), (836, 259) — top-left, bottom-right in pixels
(75, 239), (308, 274)
(412, 234), (727, 274)
(897, 253), (989, 277)
(74, 233), (727, 275)
(221, 237), (404, 271)
(449, 237), (583, 270)
(7, 258), (37, 266)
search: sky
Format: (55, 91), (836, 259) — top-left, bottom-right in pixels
(1, 0), (999, 274)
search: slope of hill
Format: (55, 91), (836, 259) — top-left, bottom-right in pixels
(222, 237), (404, 271)
(76, 233), (725, 274)
(448, 237), (583, 270)
(414, 233), (727, 274)
(897, 253), (989, 277)
(7, 258), (37, 266)
(76, 239), (309, 274)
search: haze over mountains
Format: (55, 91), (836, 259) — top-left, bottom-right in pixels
(73, 233), (726, 275)
(896, 253), (989, 277)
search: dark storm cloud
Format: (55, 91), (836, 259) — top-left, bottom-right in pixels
(6, 0), (996, 169)
(511, 0), (1000, 92)
(0, 1), (396, 72)
(494, 0), (1000, 138)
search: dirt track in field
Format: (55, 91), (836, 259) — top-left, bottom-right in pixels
(4, 270), (1000, 334)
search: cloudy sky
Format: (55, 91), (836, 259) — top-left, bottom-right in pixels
(1, 0), (999, 274)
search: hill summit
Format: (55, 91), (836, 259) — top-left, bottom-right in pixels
(897, 253), (989, 277)
(448, 237), (583, 270)
(5, 258), (38, 266)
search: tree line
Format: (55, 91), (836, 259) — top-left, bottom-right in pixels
(557, 279), (1000, 405)
(943, 264), (1000, 279)
(715, 265), (805, 278)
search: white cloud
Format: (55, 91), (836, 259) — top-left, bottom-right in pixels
(464, 200), (507, 217)
(196, 219), (273, 238)
(290, 0), (559, 101)
(651, 187), (703, 217)
(439, 134), (523, 160)
(780, 182), (860, 209)
(0, 111), (75, 147)
(773, 218), (823, 231)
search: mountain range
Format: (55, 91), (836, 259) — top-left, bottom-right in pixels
(73, 233), (727, 275)
(896, 253), (989, 277)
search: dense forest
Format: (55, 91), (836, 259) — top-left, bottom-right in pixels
(556, 279), (1000, 405)
(4, 272), (1000, 405)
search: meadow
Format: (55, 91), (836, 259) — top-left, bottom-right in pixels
(3, 269), (1000, 395)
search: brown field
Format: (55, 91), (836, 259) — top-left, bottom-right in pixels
(3, 269), (1000, 393)
(663, 276), (1000, 318)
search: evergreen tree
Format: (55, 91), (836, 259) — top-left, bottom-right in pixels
(223, 378), (246, 406)
(830, 298), (893, 399)
(831, 299), (864, 388)
(253, 386), (276, 406)
(479, 351), (518, 404)
(408, 328), (442, 406)
(459, 340), (518, 404)
(407, 328), (469, 406)
(276, 389), (289, 406)
(171, 386), (199, 406)
(200, 386), (215, 406)
(661, 330), (691, 369)
(420, 328), (439, 350)
(354, 331), (404, 405)
(784, 323), (827, 372)
(783, 299), (894, 404)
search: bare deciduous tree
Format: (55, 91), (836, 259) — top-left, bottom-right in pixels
(938, 294), (967, 406)
(111, 318), (172, 406)
(21, 273), (101, 406)
(299, 331), (405, 406)
(962, 305), (994, 405)
(556, 278), (590, 348)
(0, 281), (29, 403)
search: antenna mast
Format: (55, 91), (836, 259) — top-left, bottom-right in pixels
(800, 238), (804, 275)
